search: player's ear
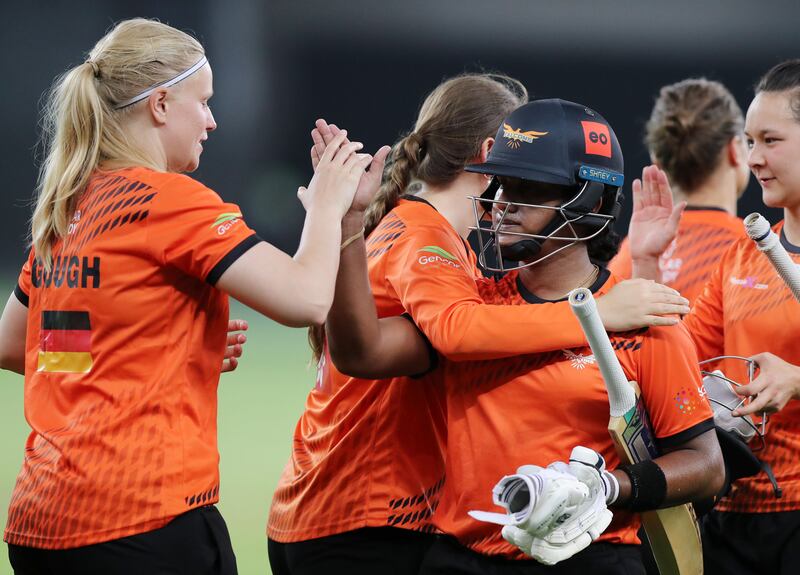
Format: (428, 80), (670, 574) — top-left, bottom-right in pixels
(647, 152), (661, 168)
(727, 135), (746, 167)
(478, 137), (494, 163)
(147, 88), (170, 126)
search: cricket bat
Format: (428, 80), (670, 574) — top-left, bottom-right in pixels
(744, 213), (800, 303)
(569, 288), (703, 575)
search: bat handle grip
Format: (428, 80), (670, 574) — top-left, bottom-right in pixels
(569, 288), (635, 416)
(744, 213), (800, 303)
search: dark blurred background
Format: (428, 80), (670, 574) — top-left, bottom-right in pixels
(1, 0), (795, 274)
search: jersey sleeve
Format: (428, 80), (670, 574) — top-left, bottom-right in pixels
(383, 224), (588, 361)
(145, 175), (261, 284)
(682, 247), (728, 361)
(636, 324), (714, 449)
(607, 237), (632, 279)
(14, 251), (34, 307)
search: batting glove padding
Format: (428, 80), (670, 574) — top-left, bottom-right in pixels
(469, 465), (591, 536)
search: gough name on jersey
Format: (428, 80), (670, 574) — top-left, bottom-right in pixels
(31, 256), (101, 289)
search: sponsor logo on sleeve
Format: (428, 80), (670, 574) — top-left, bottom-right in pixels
(502, 123), (549, 149)
(674, 387), (701, 415)
(417, 246), (462, 268)
(581, 121), (612, 158)
(213, 212), (242, 236)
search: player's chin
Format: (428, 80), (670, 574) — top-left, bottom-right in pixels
(496, 228), (523, 247)
(183, 156), (201, 173)
(760, 187), (789, 209)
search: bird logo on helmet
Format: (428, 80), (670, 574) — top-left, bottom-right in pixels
(466, 99), (625, 273)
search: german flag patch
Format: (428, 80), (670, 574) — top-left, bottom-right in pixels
(38, 311), (93, 373)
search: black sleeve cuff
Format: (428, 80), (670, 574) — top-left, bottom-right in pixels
(14, 283), (29, 307)
(400, 313), (439, 378)
(206, 233), (262, 285)
(656, 417), (716, 452)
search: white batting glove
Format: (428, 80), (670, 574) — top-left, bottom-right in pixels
(468, 464), (590, 536)
(497, 447), (615, 565)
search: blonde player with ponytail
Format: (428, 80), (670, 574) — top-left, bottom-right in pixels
(0, 18), (371, 575)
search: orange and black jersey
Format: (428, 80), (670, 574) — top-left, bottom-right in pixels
(433, 270), (714, 558)
(268, 196), (612, 543)
(686, 221), (800, 513)
(609, 207), (744, 305)
(5, 167), (258, 549)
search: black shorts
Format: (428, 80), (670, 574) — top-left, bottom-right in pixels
(702, 509), (800, 575)
(418, 535), (645, 575)
(8, 505), (237, 575)
(268, 527), (437, 575)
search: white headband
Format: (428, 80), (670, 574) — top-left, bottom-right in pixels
(114, 56), (208, 110)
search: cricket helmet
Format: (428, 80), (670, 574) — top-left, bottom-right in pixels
(466, 99), (624, 271)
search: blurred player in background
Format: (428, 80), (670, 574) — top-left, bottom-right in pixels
(609, 78), (750, 304)
(626, 59), (800, 574)
(0, 18), (372, 575)
(322, 98), (724, 574)
(267, 75), (689, 575)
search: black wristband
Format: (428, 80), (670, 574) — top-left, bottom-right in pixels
(619, 460), (667, 511)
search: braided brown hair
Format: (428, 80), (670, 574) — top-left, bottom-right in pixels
(310, 73), (528, 362)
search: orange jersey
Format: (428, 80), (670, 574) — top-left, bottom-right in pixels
(5, 167), (258, 549)
(268, 197), (609, 542)
(685, 221), (800, 513)
(434, 270), (714, 559)
(609, 207), (744, 305)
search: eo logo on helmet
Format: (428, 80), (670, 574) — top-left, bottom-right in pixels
(581, 121), (612, 158)
(417, 246), (461, 269)
(502, 123), (549, 149)
(213, 212), (242, 236)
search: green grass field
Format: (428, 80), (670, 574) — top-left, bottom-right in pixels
(0, 299), (314, 575)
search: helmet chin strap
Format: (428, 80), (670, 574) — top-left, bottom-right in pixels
(498, 210), (564, 262)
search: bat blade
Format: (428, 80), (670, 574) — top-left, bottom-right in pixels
(569, 288), (703, 575)
(608, 388), (659, 463)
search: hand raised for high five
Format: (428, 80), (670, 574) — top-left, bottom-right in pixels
(297, 129), (374, 219)
(628, 165), (686, 277)
(310, 119), (392, 215)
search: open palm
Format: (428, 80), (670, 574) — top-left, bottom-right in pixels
(628, 165), (685, 260)
(310, 119), (391, 213)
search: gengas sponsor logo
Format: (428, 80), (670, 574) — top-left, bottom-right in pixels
(213, 212), (242, 236)
(417, 246), (461, 268)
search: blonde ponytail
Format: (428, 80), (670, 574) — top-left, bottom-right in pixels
(32, 62), (105, 268)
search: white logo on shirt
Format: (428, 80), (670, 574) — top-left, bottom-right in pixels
(563, 349), (596, 370)
(729, 276), (769, 290)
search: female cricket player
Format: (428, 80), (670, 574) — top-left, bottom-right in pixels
(268, 75), (694, 575)
(320, 98), (725, 574)
(609, 78), (751, 305)
(0, 18), (370, 575)
(628, 60), (800, 575)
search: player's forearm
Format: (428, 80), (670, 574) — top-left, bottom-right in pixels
(610, 429), (724, 509)
(327, 212), (431, 377)
(418, 302), (587, 361)
(289, 205), (344, 323)
(326, 212), (383, 372)
(631, 256), (661, 282)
